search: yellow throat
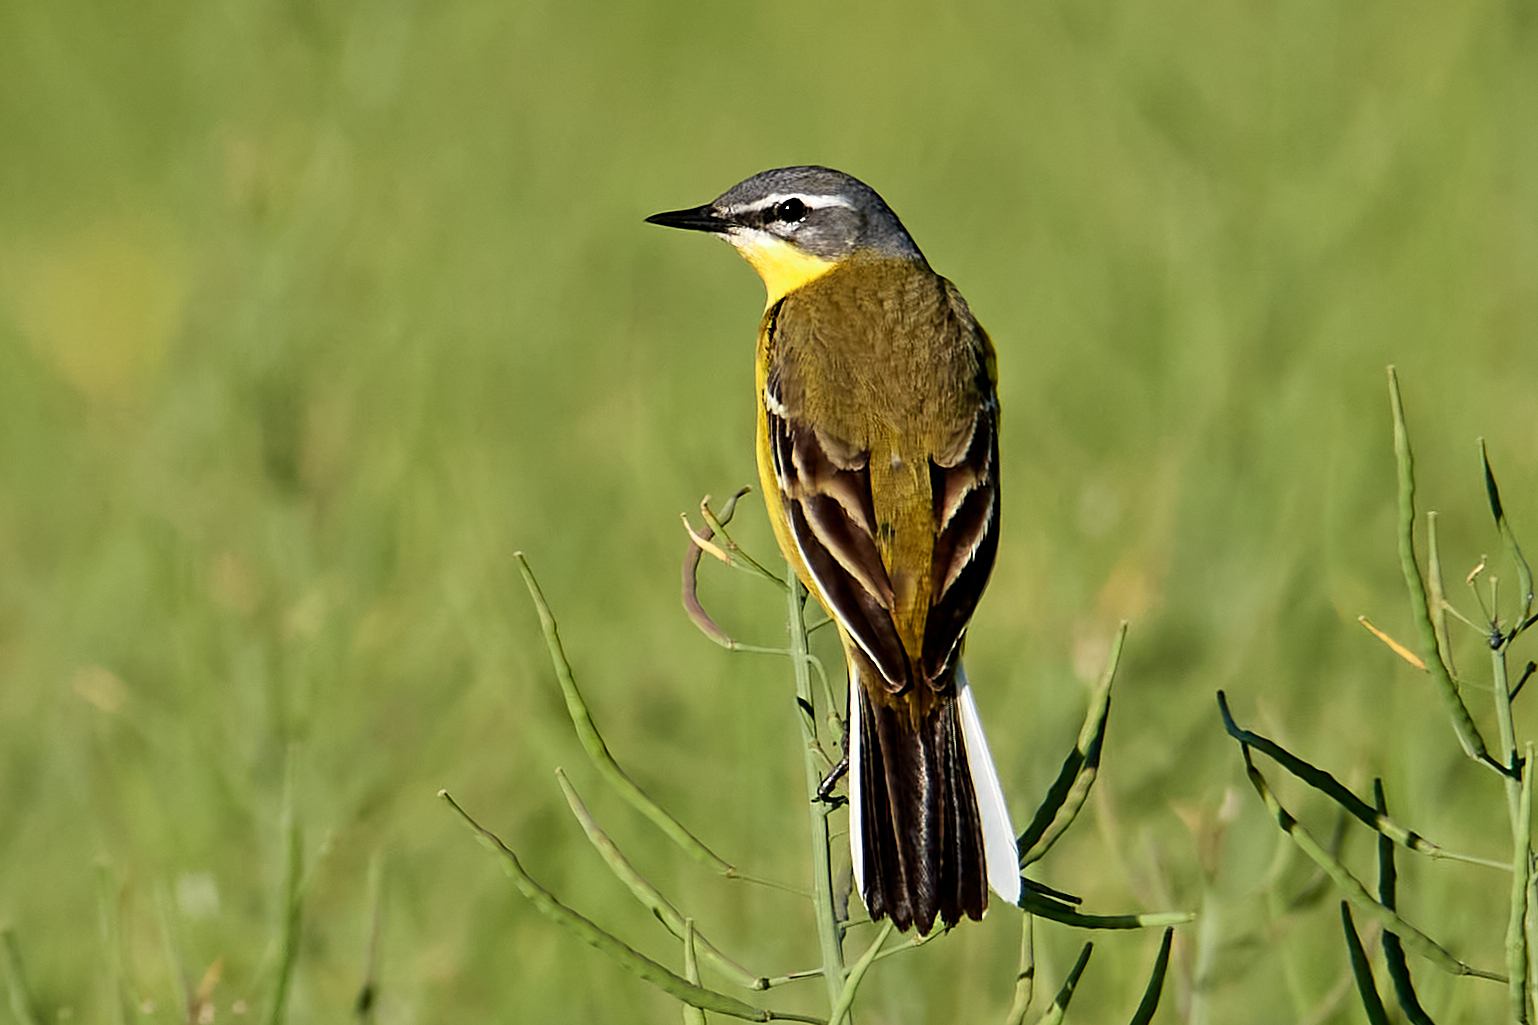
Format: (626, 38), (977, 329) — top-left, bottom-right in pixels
(729, 234), (838, 307)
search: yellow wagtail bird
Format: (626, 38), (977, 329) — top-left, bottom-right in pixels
(648, 166), (1019, 933)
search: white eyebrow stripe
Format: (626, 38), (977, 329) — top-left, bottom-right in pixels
(728, 192), (857, 216)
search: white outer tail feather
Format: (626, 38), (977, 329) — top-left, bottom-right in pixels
(957, 665), (1021, 906)
(849, 679), (867, 898)
(845, 664), (1020, 912)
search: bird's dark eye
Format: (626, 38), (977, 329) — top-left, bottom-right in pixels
(775, 198), (807, 223)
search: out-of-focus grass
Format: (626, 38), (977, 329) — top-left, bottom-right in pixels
(0, 0), (1534, 1021)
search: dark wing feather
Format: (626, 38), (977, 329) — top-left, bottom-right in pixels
(768, 398), (912, 689)
(922, 399), (1000, 684)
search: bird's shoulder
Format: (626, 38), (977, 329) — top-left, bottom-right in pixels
(765, 257), (992, 442)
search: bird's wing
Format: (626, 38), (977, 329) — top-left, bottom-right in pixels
(765, 397), (912, 689)
(920, 390), (999, 682)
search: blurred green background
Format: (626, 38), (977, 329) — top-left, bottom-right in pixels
(1, 0), (1535, 1021)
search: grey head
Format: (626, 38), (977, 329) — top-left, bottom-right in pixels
(646, 165), (927, 265)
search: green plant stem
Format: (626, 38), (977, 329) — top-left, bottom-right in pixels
(517, 552), (740, 876)
(1219, 692), (1507, 870)
(863, 927), (942, 966)
(1508, 739), (1533, 1025)
(684, 920), (707, 1025)
(1481, 439), (1534, 626)
(1019, 624), (1124, 867)
(1017, 890), (1192, 930)
(1495, 650), (1524, 815)
(1003, 913), (1035, 1025)
(1128, 929), (1176, 1025)
(556, 770), (768, 988)
(694, 497), (788, 591)
(828, 922), (892, 1025)
(1037, 943), (1093, 1025)
(1491, 641), (1532, 1024)
(1239, 745), (1503, 982)
(1528, 866), (1538, 1023)
(786, 563), (848, 1014)
(1374, 781), (1436, 1025)
(1342, 903), (1391, 1024)
(1427, 512), (1458, 678)
(1389, 366), (1499, 775)
(440, 791), (821, 1023)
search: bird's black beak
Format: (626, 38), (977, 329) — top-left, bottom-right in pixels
(645, 203), (731, 234)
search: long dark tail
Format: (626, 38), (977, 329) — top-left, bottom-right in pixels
(850, 676), (981, 932)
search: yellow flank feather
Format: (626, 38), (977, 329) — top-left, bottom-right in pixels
(754, 319), (813, 593)
(731, 235), (838, 307)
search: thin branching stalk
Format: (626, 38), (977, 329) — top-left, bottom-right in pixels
(1036, 943), (1094, 1025)
(517, 552), (741, 876)
(828, 922), (893, 1025)
(1528, 865), (1538, 1023)
(1017, 890), (1192, 930)
(785, 565), (849, 1013)
(1128, 930), (1175, 1025)
(761, 969), (824, 989)
(1020, 624), (1125, 867)
(683, 493), (795, 656)
(683, 920), (707, 1025)
(1428, 512), (1458, 678)
(1492, 644), (1532, 1023)
(1002, 913), (1035, 1025)
(440, 791), (823, 1024)
(681, 496), (842, 734)
(1478, 440), (1536, 1023)
(687, 493), (788, 592)
(1236, 743), (1504, 983)
(1219, 693), (1507, 870)
(556, 769), (768, 988)
(1509, 747), (1533, 1024)
(1243, 379), (1538, 1023)
(864, 927), (943, 967)
(1342, 904), (1391, 1025)
(1492, 649), (1523, 821)
(1482, 441), (1535, 627)
(1515, 663), (1538, 704)
(1389, 367), (1502, 775)
(1374, 781), (1436, 1025)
